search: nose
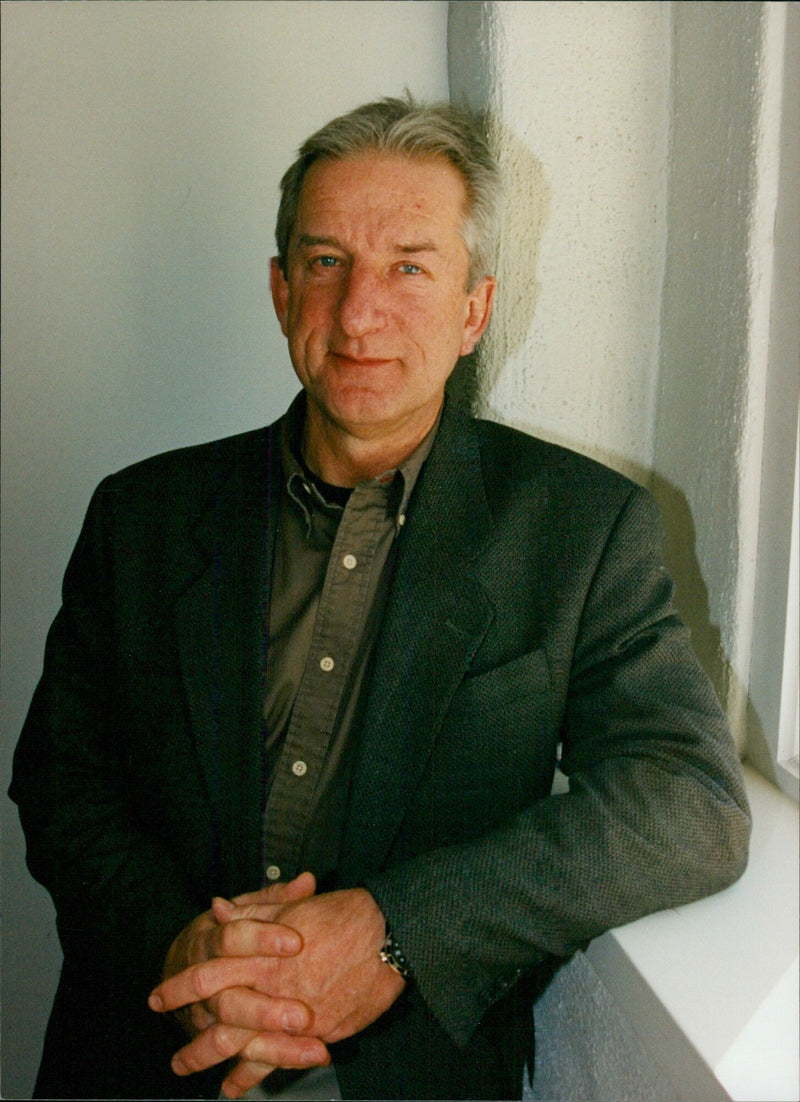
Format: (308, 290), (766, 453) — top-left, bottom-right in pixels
(337, 265), (385, 338)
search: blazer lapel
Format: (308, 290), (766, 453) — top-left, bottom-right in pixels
(173, 425), (279, 890)
(341, 406), (495, 880)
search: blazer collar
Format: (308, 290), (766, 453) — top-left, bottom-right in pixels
(173, 423), (280, 890)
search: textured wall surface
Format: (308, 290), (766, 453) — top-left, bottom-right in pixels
(653, 1), (788, 759)
(450, 0), (671, 482)
(450, 2), (792, 1099)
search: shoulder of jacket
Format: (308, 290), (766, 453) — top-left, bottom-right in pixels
(88, 424), (273, 525)
(97, 424), (271, 491)
(467, 413), (640, 501)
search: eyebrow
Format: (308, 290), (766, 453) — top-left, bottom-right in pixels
(295, 234), (440, 255)
(397, 241), (439, 255)
(297, 234), (342, 250)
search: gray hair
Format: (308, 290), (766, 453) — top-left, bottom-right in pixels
(275, 95), (501, 288)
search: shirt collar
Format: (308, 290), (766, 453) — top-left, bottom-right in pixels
(280, 392), (441, 533)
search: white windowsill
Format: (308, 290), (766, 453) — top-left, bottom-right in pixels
(586, 766), (799, 1102)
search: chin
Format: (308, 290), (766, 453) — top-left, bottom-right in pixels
(324, 388), (401, 429)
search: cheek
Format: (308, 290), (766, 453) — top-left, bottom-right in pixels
(287, 300), (324, 350)
(290, 279), (330, 319)
(404, 298), (453, 343)
(414, 303), (466, 358)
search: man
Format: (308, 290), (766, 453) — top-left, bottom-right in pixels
(11, 97), (751, 1101)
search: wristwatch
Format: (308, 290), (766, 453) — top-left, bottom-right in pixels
(379, 926), (413, 980)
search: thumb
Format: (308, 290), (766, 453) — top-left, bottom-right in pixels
(277, 870), (317, 903)
(213, 872), (318, 923)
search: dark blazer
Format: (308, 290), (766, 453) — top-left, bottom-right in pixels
(11, 399), (750, 1100)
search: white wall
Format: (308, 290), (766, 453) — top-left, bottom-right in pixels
(655, 0), (799, 790)
(450, 2), (799, 1098)
(0, 3), (448, 1096)
(450, 0), (797, 763)
(450, 0), (671, 482)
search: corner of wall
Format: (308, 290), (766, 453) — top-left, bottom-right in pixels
(651, 1), (770, 751)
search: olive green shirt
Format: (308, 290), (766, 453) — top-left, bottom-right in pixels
(261, 397), (438, 888)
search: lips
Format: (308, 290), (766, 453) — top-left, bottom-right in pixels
(329, 352), (395, 369)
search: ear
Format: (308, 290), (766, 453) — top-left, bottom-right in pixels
(270, 257), (290, 338)
(459, 276), (497, 357)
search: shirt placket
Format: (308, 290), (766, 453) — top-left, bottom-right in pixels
(262, 482), (390, 881)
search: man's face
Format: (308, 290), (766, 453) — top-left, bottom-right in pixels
(271, 152), (495, 445)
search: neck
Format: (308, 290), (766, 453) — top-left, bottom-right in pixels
(301, 399), (442, 487)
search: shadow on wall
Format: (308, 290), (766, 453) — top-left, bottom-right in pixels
(650, 474), (729, 706)
(652, 472), (773, 773)
(447, 121), (551, 413)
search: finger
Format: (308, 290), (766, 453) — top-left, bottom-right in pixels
(212, 872), (314, 924)
(150, 955), (283, 1013)
(172, 1024), (328, 1078)
(208, 986), (313, 1034)
(212, 894), (309, 927)
(210, 916), (303, 958)
(231, 871), (316, 909)
(241, 1032), (328, 1068)
(211, 896), (238, 923)
(171, 1024), (255, 1076)
(213, 899), (283, 925)
(212, 896), (287, 926)
(220, 1060), (275, 1100)
(220, 1042), (329, 1101)
(187, 1001), (216, 1035)
(272, 870), (316, 902)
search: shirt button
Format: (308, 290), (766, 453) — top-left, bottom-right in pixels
(319, 655), (335, 672)
(398, 513), (406, 526)
(266, 865), (281, 881)
(291, 760), (307, 777)
(342, 553), (357, 570)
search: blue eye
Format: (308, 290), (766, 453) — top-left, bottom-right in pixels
(398, 263), (422, 275)
(316, 256), (339, 267)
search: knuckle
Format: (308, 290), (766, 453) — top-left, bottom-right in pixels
(254, 956), (278, 985)
(192, 967), (215, 1000)
(251, 959), (269, 989)
(190, 1004), (215, 1032)
(214, 986), (237, 1020)
(242, 1035), (270, 1062)
(215, 924), (232, 955)
(255, 1001), (283, 1031)
(211, 1023), (239, 1058)
(218, 921), (241, 955)
(246, 1032), (294, 1064)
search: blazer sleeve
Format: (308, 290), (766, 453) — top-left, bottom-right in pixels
(364, 485), (751, 1048)
(9, 480), (205, 1000)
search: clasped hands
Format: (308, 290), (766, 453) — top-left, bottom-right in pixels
(148, 872), (406, 1099)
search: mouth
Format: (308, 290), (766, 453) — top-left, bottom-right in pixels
(329, 352), (395, 369)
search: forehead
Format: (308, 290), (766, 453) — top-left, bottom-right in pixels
(294, 152), (469, 243)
